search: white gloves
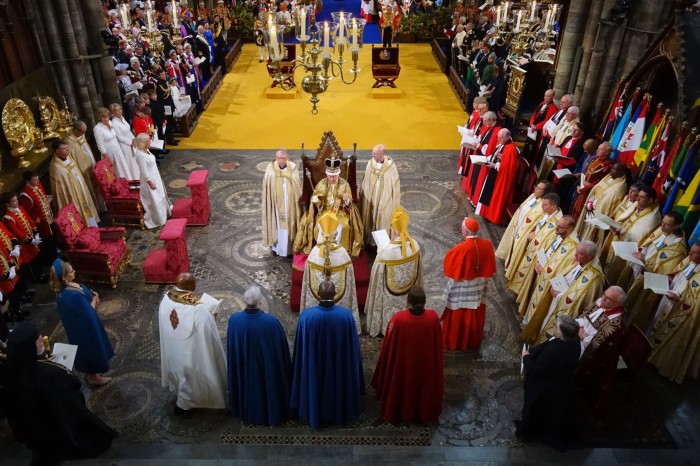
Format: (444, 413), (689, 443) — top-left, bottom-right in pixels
(31, 233), (42, 246)
(10, 245), (20, 258)
(0, 290), (3, 302)
(8, 266), (16, 280)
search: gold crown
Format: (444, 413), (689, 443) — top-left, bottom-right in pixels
(325, 156), (342, 176)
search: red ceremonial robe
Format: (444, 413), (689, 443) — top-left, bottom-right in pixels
(476, 141), (520, 225)
(3, 207), (39, 263)
(466, 125), (501, 203)
(457, 111), (482, 177)
(371, 309), (444, 423)
(441, 236), (497, 350)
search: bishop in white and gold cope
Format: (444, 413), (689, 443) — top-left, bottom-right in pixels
(262, 148), (303, 257)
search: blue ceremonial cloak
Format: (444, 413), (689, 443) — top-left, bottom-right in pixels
(290, 303), (364, 429)
(226, 309), (292, 425)
(56, 284), (114, 374)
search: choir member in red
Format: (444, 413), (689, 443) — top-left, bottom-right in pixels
(553, 122), (585, 213)
(475, 128), (520, 225)
(457, 96), (486, 184)
(465, 111), (501, 204)
(525, 89), (558, 164)
(441, 217), (497, 351)
(19, 170), (57, 269)
(372, 285), (444, 424)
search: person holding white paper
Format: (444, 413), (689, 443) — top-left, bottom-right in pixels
(533, 94), (573, 168)
(465, 111), (500, 203)
(521, 240), (604, 345)
(158, 272), (228, 414)
(359, 144), (401, 246)
(524, 89), (558, 163)
(458, 97), (487, 186)
(574, 161), (629, 248)
(647, 242), (700, 384)
(133, 133), (172, 229)
(262, 148), (302, 257)
(365, 207), (423, 337)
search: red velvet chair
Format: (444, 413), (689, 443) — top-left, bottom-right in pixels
(54, 203), (131, 288)
(290, 250), (369, 313)
(171, 169), (211, 226)
(142, 218), (190, 283)
(92, 158), (145, 228)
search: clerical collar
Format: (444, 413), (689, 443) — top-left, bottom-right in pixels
(244, 308), (260, 315)
(319, 300), (334, 308)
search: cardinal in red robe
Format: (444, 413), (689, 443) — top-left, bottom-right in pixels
(475, 128), (520, 225)
(372, 285), (444, 424)
(441, 217), (497, 351)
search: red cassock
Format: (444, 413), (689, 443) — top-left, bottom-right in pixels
(441, 236), (497, 351)
(477, 142), (519, 225)
(19, 183), (54, 239)
(371, 309), (444, 424)
(3, 207), (39, 263)
(465, 125), (501, 202)
(529, 101), (558, 132)
(457, 110), (481, 175)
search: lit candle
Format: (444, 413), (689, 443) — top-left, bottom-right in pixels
(544, 9), (552, 31)
(515, 10), (522, 32)
(530, 1), (536, 22)
(300, 7), (307, 40)
(339, 15), (345, 42)
(121, 4), (129, 28)
(172, 1), (178, 29)
(495, 6), (501, 27)
(352, 19), (358, 48)
(324, 22), (330, 56)
(147, 9), (153, 31)
(269, 26), (279, 59)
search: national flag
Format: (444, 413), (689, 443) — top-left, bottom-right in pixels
(614, 95), (649, 166)
(599, 83), (627, 140)
(609, 88), (639, 151)
(640, 117), (672, 186)
(663, 138), (700, 214)
(633, 104), (664, 172)
(675, 141), (700, 231)
(690, 220), (700, 245)
(653, 125), (689, 196)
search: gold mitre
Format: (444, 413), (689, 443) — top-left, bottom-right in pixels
(390, 206), (416, 257)
(325, 156), (342, 176)
(318, 211), (339, 255)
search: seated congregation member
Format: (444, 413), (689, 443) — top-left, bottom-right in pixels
(49, 259), (113, 387)
(133, 133), (172, 229)
(475, 128), (520, 226)
(574, 161), (629, 248)
(600, 184), (661, 272)
(570, 141), (615, 220)
(372, 285), (444, 424)
(227, 285), (291, 426)
(496, 181), (552, 272)
(300, 212), (360, 332)
(576, 286), (626, 417)
(521, 240), (604, 345)
(647, 242), (700, 384)
(610, 182), (641, 222)
(516, 315), (580, 450)
(1, 324), (117, 465)
(291, 280), (364, 429)
(158, 272), (227, 414)
(169, 76), (192, 118)
(441, 217), (497, 351)
(559, 138), (599, 214)
(365, 207), (423, 337)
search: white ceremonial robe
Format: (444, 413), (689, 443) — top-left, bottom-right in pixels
(134, 148), (172, 228)
(171, 85), (192, 118)
(359, 157), (401, 245)
(262, 161), (302, 257)
(365, 241), (423, 337)
(158, 290), (227, 410)
(300, 244), (361, 333)
(94, 122), (131, 179)
(111, 116), (140, 180)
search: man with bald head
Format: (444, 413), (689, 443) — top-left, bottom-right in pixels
(262, 148), (302, 257)
(291, 280), (364, 429)
(525, 89), (558, 163)
(476, 128), (520, 225)
(535, 93), (573, 167)
(359, 143), (401, 246)
(158, 272), (227, 414)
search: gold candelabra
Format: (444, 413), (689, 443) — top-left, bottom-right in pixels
(264, 7), (366, 114)
(491, 1), (561, 61)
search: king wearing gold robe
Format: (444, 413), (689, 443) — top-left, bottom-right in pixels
(294, 157), (364, 258)
(262, 150), (302, 257)
(365, 207), (423, 337)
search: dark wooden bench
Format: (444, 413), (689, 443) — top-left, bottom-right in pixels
(174, 103), (199, 137)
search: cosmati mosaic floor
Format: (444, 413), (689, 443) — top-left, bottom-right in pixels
(3, 148), (700, 457)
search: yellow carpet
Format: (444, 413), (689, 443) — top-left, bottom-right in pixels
(177, 44), (466, 151)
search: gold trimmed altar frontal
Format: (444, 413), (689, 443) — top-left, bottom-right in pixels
(177, 44), (465, 151)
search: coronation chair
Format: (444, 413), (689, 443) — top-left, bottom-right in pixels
(371, 44), (401, 88)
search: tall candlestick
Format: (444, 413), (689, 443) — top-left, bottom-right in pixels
(172, 0), (178, 29)
(352, 19), (358, 49)
(324, 22), (330, 56)
(301, 8), (307, 40)
(530, 1), (536, 22)
(270, 26), (279, 60)
(121, 4), (129, 28)
(147, 10), (153, 31)
(515, 11), (522, 32)
(544, 9), (552, 31)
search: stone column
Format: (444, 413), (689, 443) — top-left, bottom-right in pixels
(618, 0), (669, 77)
(573, 0), (606, 111)
(553, 0), (593, 97)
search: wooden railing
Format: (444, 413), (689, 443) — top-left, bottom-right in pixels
(174, 104), (199, 137)
(201, 67), (223, 110)
(224, 39), (243, 73)
(431, 39), (449, 74)
(448, 66), (470, 111)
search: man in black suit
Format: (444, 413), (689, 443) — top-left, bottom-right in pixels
(516, 314), (580, 450)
